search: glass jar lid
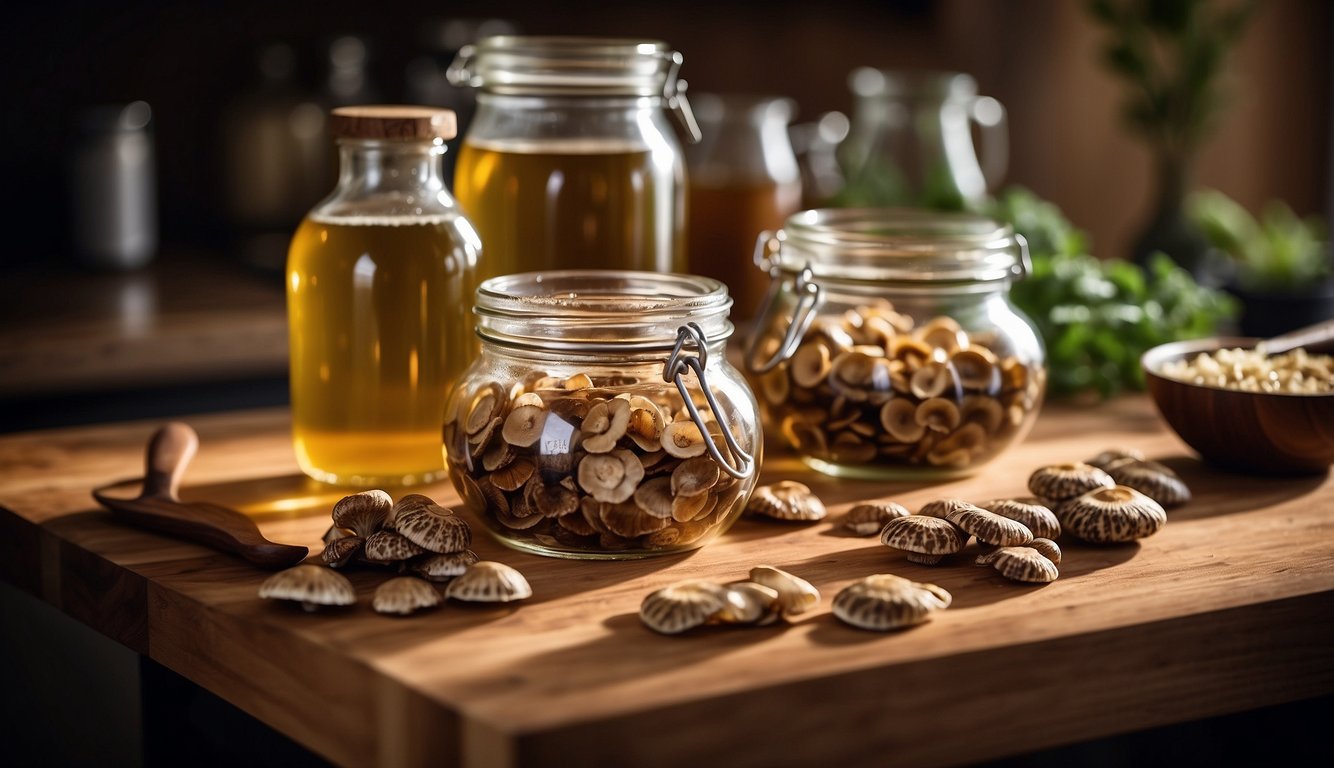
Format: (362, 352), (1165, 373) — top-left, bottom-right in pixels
(474, 270), (733, 353)
(767, 208), (1028, 283)
(447, 36), (680, 97)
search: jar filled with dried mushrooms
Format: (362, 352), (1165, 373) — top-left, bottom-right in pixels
(746, 209), (1045, 479)
(444, 271), (760, 558)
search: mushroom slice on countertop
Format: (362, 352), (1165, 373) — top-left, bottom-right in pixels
(840, 502), (910, 536)
(408, 550), (480, 582)
(1027, 537), (1062, 565)
(879, 515), (965, 565)
(744, 481), (827, 522)
(387, 493), (436, 529)
(1028, 462), (1115, 502)
(1085, 447), (1146, 471)
(946, 504), (1033, 547)
(917, 498), (976, 520)
(977, 498), (1061, 540)
(718, 581), (782, 625)
(259, 565), (356, 612)
(748, 565), (821, 616)
(322, 536), (364, 568)
(976, 546), (1060, 583)
(362, 529), (427, 564)
(395, 504), (472, 554)
(331, 489), (391, 538)
(1058, 485), (1167, 544)
(639, 579), (734, 635)
(832, 574), (952, 631)
(446, 561), (532, 603)
(1106, 460), (1192, 508)
(372, 577), (442, 616)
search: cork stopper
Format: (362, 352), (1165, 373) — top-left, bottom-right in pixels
(329, 106), (457, 140)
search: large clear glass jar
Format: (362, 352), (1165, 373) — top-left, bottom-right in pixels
(746, 209), (1044, 480)
(287, 106), (482, 487)
(448, 36), (697, 278)
(444, 271), (759, 559)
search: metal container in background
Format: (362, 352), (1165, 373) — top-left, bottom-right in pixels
(70, 101), (157, 270)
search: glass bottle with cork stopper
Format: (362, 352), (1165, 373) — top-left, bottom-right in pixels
(287, 105), (482, 487)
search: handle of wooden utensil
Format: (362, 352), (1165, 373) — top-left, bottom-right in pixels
(1258, 319), (1334, 356)
(143, 422), (199, 501)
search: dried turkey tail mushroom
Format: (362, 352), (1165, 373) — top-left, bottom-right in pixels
(640, 579), (735, 635)
(1028, 462), (1115, 502)
(408, 550), (480, 582)
(718, 581), (782, 625)
(841, 502), (910, 536)
(1027, 537), (1062, 564)
(322, 536), (364, 568)
(395, 503), (472, 554)
(1058, 485), (1167, 544)
(1085, 447), (1146, 471)
(446, 561), (532, 603)
(976, 545), (1059, 583)
(748, 565), (821, 616)
(744, 481), (827, 522)
(1105, 459), (1192, 508)
(259, 565), (356, 612)
(372, 577), (442, 616)
(332, 489), (391, 537)
(945, 504), (1034, 547)
(916, 498), (976, 520)
(387, 493), (436, 529)
(976, 498), (1061, 540)
(362, 530), (427, 564)
(879, 515), (965, 565)
(832, 574), (952, 631)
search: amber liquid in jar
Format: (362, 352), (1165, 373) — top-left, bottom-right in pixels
(287, 214), (477, 486)
(687, 180), (801, 319)
(455, 138), (684, 276)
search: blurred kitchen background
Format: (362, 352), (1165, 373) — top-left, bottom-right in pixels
(2, 0), (1326, 268)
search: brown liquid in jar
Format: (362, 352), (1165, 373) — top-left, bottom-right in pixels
(454, 138), (684, 276)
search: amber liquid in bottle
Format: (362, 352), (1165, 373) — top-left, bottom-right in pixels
(287, 214), (477, 486)
(455, 138), (684, 276)
(687, 179), (801, 319)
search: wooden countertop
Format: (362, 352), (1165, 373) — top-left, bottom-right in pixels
(1, 398), (1331, 767)
(0, 251), (287, 398)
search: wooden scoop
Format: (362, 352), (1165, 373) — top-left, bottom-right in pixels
(93, 422), (309, 569)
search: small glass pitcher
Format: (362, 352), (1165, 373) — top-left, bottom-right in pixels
(832, 69), (1007, 210)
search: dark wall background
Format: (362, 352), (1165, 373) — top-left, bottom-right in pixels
(2, 0), (1328, 267)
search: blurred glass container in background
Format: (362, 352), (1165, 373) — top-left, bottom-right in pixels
(832, 70), (1007, 210)
(449, 36), (698, 278)
(685, 94), (802, 319)
(221, 44), (329, 270)
(70, 101), (157, 270)
(405, 18), (518, 190)
(287, 106), (482, 487)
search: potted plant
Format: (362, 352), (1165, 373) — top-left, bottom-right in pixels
(1088, 0), (1258, 283)
(1189, 189), (1334, 337)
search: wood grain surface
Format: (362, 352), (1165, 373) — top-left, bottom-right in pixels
(1, 397), (1332, 767)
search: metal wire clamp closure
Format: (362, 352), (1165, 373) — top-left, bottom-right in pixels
(664, 323), (755, 480)
(744, 243), (823, 374)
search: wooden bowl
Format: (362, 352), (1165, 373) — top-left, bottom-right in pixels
(1142, 337), (1334, 475)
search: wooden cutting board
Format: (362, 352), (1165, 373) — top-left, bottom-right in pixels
(1, 398), (1331, 768)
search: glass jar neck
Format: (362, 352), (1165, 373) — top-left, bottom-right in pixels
(473, 270), (733, 355)
(336, 139), (446, 195)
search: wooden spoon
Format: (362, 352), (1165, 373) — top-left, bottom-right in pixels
(1255, 318), (1334, 355)
(92, 422), (309, 569)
